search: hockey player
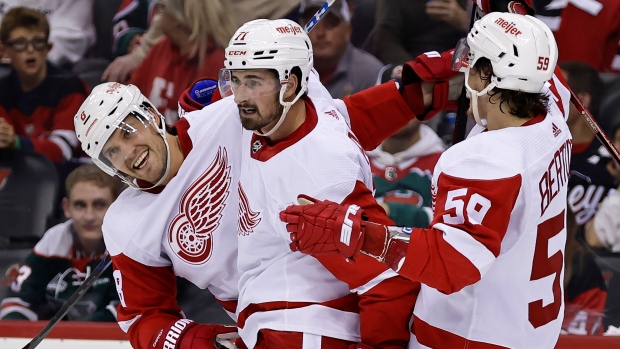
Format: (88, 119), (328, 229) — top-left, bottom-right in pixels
(280, 12), (571, 349)
(220, 19), (418, 349)
(73, 30), (429, 348)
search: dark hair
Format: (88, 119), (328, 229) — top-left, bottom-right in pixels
(559, 61), (603, 117)
(473, 58), (549, 119)
(0, 7), (49, 44)
(66, 163), (125, 200)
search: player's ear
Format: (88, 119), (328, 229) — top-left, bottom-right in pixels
(283, 74), (299, 100)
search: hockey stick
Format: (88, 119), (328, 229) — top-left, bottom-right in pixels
(303, 0), (337, 33)
(570, 90), (620, 166)
(22, 254), (113, 349)
(451, 4), (483, 145)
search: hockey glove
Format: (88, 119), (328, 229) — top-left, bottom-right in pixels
(151, 318), (239, 349)
(401, 49), (464, 121)
(281, 195), (393, 261)
(474, 0), (533, 15)
(178, 78), (220, 118)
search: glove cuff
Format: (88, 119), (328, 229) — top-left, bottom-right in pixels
(359, 222), (390, 261)
(151, 318), (197, 349)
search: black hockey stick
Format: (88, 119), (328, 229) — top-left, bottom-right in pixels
(452, 4), (483, 145)
(22, 254), (113, 349)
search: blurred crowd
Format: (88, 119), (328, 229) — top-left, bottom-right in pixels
(0, 0), (618, 336)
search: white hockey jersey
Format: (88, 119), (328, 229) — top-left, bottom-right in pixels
(102, 99), (242, 346)
(235, 92), (406, 347)
(400, 73), (572, 349)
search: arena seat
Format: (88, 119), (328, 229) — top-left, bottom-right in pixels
(0, 149), (59, 250)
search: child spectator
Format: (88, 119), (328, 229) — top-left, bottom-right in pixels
(0, 7), (88, 164)
(0, 164), (124, 322)
(0, 1), (95, 68)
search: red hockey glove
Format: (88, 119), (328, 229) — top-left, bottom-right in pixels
(151, 318), (239, 349)
(474, 0), (533, 15)
(280, 195), (366, 260)
(401, 49), (464, 121)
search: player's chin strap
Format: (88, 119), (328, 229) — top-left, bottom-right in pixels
(253, 82), (305, 137)
(464, 69), (496, 127)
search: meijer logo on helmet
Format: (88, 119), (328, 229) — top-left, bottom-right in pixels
(494, 18), (522, 37)
(275, 25), (302, 35)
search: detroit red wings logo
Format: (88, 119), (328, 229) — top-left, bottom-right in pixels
(238, 184), (261, 236)
(168, 147), (231, 265)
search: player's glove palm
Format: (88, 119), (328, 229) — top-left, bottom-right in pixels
(401, 49), (464, 121)
(280, 195), (366, 260)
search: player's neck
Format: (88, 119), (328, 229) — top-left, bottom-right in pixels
(264, 100), (306, 142)
(382, 132), (421, 154)
(161, 135), (185, 185)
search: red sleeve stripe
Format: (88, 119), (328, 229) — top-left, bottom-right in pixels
(349, 268), (398, 294)
(433, 222), (497, 276)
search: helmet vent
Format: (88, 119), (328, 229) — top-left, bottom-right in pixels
(513, 45), (519, 57)
(255, 51), (264, 55)
(108, 106), (118, 116)
(269, 50), (278, 54)
(508, 63), (515, 67)
(99, 100), (104, 106)
(254, 57), (274, 60)
(117, 97), (123, 103)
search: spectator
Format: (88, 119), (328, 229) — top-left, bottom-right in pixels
(299, 0), (386, 98)
(102, 0), (162, 83)
(364, 0), (469, 66)
(111, 0), (158, 58)
(563, 208), (607, 335)
(124, 0), (237, 126)
(559, 61), (618, 226)
(0, 163), (124, 322)
(585, 123), (620, 252)
(535, 0), (620, 72)
(0, 0), (95, 68)
(367, 118), (444, 227)
(348, 0), (377, 49)
(103, 0), (300, 85)
(0, 6), (88, 164)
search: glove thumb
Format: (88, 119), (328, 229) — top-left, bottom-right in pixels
(297, 194), (318, 206)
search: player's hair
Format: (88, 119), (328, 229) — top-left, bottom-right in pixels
(473, 57), (549, 119)
(559, 61), (603, 117)
(162, 0), (237, 63)
(0, 6), (50, 44)
(65, 163), (125, 200)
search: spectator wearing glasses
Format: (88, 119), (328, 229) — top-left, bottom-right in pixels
(298, 0), (386, 98)
(0, 6), (88, 164)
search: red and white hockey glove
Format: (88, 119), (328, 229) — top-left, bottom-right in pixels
(401, 49), (464, 121)
(280, 195), (394, 261)
(474, 0), (533, 15)
(151, 318), (239, 349)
